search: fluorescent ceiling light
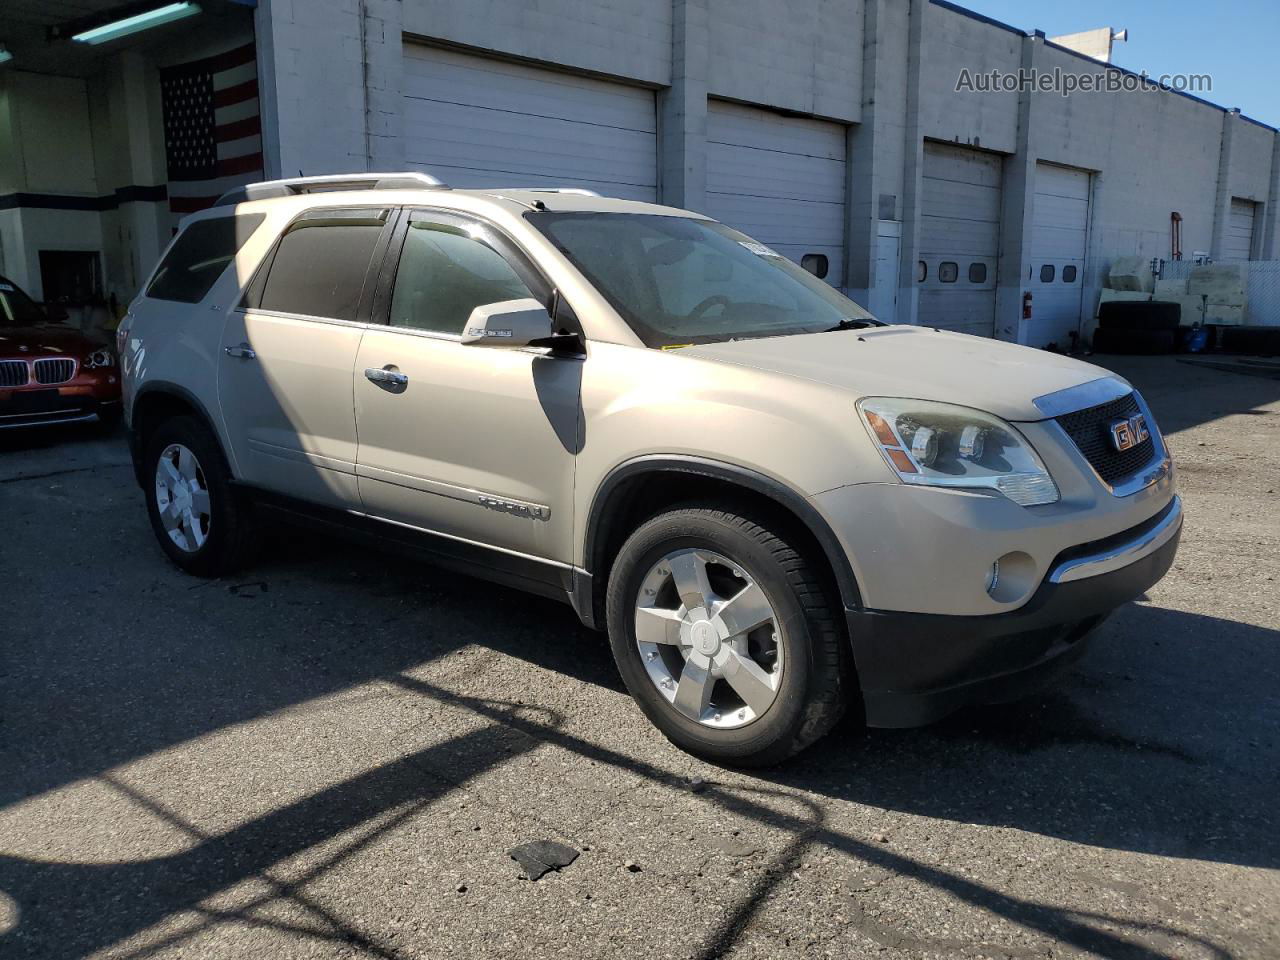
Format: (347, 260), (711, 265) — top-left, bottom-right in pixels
(0, 46), (12, 65)
(72, 2), (201, 45)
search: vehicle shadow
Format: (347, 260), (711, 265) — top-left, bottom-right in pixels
(763, 600), (1280, 871)
(1, 522), (1267, 959)
(274, 527), (1280, 873)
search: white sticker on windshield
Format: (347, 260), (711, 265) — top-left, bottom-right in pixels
(0, 284), (13, 292)
(738, 240), (780, 258)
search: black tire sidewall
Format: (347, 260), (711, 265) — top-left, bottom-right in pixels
(606, 510), (821, 765)
(142, 416), (240, 576)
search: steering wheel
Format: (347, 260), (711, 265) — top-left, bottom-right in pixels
(687, 294), (731, 322)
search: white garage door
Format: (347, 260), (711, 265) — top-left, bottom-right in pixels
(1030, 162), (1090, 347)
(1223, 198), (1257, 261)
(704, 101), (847, 287)
(919, 143), (1002, 337)
(402, 45), (658, 201)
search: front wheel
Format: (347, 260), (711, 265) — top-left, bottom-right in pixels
(606, 503), (848, 767)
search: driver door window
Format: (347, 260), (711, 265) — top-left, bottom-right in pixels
(388, 221), (535, 334)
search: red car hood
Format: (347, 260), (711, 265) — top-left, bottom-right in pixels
(0, 324), (99, 359)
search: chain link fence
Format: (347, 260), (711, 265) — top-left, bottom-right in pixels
(1158, 260), (1280, 326)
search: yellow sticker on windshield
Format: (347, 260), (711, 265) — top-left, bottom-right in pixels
(661, 343), (693, 350)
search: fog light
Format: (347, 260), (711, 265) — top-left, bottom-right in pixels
(987, 551), (1036, 604)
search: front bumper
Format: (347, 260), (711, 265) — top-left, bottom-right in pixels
(0, 390), (120, 429)
(849, 495), (1183, 727)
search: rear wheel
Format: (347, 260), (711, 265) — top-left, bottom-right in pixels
(143, 416), (258, 576)
(606, 503), (848, 767)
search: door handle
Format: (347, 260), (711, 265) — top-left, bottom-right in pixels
(224, 343), (256, 359)
(364, 366), (409, 386)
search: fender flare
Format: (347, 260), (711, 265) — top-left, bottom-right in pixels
(128, 381), (229, 486)
(582, 455), (864, 616)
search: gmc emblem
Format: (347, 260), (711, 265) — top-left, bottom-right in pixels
(1108, 413), (1150, 452)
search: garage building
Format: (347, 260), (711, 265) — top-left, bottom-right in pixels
(1, 0), (1276, 345)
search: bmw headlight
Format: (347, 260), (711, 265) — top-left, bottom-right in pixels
(858, 398), (1059, 506)
(84, 348), (115, 369)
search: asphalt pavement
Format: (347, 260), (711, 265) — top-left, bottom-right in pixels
(0, 355), (1277, 959)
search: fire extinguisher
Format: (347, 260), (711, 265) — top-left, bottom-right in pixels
(1022, 290), (1033, 320)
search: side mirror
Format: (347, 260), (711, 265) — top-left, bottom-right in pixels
(461, 298), (555, 348)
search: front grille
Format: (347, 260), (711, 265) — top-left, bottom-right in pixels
(0, 360), (28, 387)
(33, 357), (76, 385)
(1056, 392), (1156, 486)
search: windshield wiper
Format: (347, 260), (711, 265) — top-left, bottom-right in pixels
(822, 318), (880, 333)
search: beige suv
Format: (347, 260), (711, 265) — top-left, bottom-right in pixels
(120, 173), (1182, 766)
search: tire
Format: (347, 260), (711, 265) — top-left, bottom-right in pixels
(142, 415), (258, 577)
(1221, 326), (1280, 356)
(1092, 326), (1176, 355)
(1097, 300), (1181, 332)
(605, 503), (848, 767)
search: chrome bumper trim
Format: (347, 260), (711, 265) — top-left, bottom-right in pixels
(1048, 496), (1183, 584)
(0, 411), (99, 430)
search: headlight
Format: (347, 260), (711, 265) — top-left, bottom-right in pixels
(858, 398), (1059, 506)
(84, 348), (115, 369)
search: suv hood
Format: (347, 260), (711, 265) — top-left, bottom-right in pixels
(685, 326), (1119, 422)
(0, 324), (98, 359)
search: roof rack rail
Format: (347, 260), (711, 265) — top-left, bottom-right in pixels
(214, 172), (449, 207)
(522, 187), (601, 197)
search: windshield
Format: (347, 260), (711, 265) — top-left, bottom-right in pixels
(0, 278), (50, 328)
(527, 212), (878, 347)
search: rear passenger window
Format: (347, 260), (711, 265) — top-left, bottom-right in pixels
(257, 211), (386, 321)
(146, 214), (265, 303)
(388, 221), (535, 334)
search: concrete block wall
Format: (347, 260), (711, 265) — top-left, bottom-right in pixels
(400, 0), (673, 86)
(706, 0), (863, 122)
(920, 3), (1021, 153)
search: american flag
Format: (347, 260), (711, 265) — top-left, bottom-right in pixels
(160, 42), (263, 216)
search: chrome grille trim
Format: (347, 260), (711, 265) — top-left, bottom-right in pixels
(33, 357), (77, 385)
(0, 359), (28, 387)
(1049, 389), (1170, 497)
(1032, 377), (1131, 418)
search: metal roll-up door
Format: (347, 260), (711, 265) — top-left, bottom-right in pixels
(1030, 162), (1090, 346)
(1224, 198), (1257, 261)
(401, 45), (658, 201)
(918, 142), (1002, 336)
(704, 100), (847, 287)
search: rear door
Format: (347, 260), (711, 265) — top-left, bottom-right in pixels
(219, 207), (394, 508)
(353, 209), (581, 567)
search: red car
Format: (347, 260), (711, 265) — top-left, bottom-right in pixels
(0, 275), (122, 430)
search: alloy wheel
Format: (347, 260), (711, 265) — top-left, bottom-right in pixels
(634, 548), (783, 729)
(154, 442), (211, 553)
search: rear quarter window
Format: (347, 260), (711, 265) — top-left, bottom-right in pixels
(145, 214), (266, 304)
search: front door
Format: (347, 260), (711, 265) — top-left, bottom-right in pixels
(218, 206), (393, 508)
(354, 210), (581, 566)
